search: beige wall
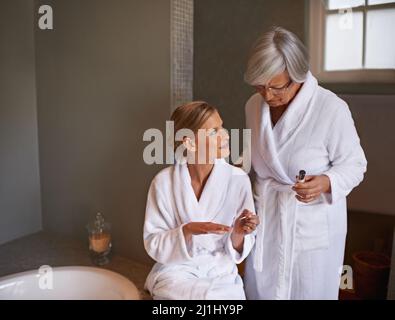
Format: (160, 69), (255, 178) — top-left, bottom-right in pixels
(0, 0), (42, 245)
(35, 0), (170, 263)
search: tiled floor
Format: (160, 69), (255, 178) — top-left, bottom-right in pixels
(0, 232), (153, 299)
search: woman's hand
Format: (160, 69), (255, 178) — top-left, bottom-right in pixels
(183, 222), (231, 242)
(292, 174), (331, 203)
(231, 209), (259, 253)
(232, 209), (259, 235)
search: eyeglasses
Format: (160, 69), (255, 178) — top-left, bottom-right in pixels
(254, 79), (293, 96)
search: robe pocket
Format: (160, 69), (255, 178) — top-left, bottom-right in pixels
(295, 201), (329, 252)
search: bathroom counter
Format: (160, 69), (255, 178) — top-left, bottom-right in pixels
(0, 232), (153, 300)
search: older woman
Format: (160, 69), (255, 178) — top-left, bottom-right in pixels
(144, 101), (259, 300)
(243, 27), (367, 300)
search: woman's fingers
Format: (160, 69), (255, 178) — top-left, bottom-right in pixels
(239, 209), (253, 220)
(235, 210), (259, 234)
(243, 222), (257, 229)
(293, 183), (320, 193)
(207, 222), (231, 233)
(296, 190), (322, 199)
(295, 191), (321, 199)
(308, 192), (322, 199)
(295, 194), (319, 203)
(242, 225), (256, 233)
(210, 229), (230, 234)
(293, 175), (330, 196)
(293, 186), (321, 197)
(214, 223), (232, 230)
(241, 219), (259, 231)
(244, 215), (259, 224)
(295, 195), (309, 203)
(293, 176), (318, 189)
(194, 217), (260, 236)
(189, 222), (232, 235)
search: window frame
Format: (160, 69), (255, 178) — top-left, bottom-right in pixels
(308, 0), (395, 83)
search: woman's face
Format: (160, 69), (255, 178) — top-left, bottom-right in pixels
(187, 111), (230, 164)
(254, 71), (302, 108)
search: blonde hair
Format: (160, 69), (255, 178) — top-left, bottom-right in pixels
(244, 26), (309, 86)
(170, 101), (218, 150)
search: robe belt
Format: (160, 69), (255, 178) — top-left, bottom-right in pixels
(253, 178), (298, 299)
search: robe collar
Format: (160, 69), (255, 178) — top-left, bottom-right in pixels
(173, 158), (232, 223)
(257, 71), (318, 185)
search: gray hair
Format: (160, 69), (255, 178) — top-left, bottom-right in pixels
(244, 26), (309, 86)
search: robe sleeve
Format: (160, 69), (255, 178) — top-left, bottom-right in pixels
(225, 174), (256, 264)
(143, 178), (193, 265)
(322, 101), (367, 204)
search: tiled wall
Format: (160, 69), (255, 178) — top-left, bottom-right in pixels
(170, 0), (193, 111)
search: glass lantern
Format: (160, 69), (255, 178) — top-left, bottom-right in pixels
(86, 212), (112, 266)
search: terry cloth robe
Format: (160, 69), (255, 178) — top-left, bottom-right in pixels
(243, 71), (367, 300)
(144, 158), (255, 300)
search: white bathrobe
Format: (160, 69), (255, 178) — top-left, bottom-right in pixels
(144, 159), (255, 300)
(244, 71), (367, 300)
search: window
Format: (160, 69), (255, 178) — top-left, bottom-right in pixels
(309, 0), (395, 83)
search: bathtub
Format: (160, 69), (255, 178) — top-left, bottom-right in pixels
(0, 266), (140, 300)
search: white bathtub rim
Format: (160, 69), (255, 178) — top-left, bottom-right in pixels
(0, 266), (141, 300)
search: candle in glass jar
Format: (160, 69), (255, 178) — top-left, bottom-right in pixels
(89, 233), (111, 253)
